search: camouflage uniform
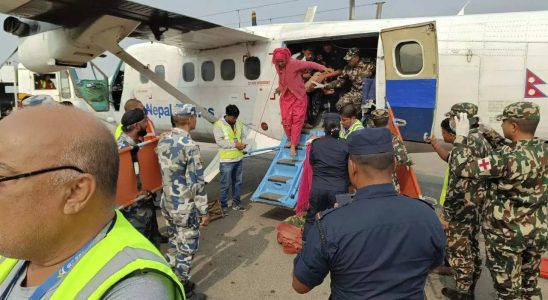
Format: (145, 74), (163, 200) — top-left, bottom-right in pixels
(371, 109), (412, 192)
(327, 48), (375, 113)
(452, 102), (547, 300)
(156, 104), (209, 284)
(116, 132), (155, 242)
(443, 103), (493, 295)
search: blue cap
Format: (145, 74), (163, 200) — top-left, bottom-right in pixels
(173, 103), (199, 117)
(347, 128), (393, 155)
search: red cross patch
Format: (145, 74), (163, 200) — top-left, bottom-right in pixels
(478, 157), (491, 172)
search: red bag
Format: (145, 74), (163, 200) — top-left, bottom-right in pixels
(276, 223), (303, 254)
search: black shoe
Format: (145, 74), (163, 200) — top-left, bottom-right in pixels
(186, 291), (207, 300)
(183, 280), (196, 293)
(441, 287), (473, 300)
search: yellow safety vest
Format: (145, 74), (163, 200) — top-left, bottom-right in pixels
(439, 167), (450, 206)
(0, 211), (184, 300)
(215, 119), (244, 161)
(339, 119), (364, 139)
(114, 124), (123, 140)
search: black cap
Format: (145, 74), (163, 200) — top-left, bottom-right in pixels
(347, 128), (393, 155)
(121, 109), (145, 127)
(323, 112), (340, 122)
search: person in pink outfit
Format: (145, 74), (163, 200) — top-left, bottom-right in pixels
(272, 48), (331, 156)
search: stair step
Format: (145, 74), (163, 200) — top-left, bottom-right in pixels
(268, 175), (292, 183)
(277, 159), (300, 166)
(284, 144), (305, 150)
(259, 193), (284, 202)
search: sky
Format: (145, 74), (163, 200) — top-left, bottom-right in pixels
(1, 0), (548, 75)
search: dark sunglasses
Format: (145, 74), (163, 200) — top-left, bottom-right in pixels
(0, 166), (85, 184)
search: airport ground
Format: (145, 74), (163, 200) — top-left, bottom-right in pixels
(157, 141), (547, 299)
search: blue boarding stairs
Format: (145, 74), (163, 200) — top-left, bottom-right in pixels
(251, 129), (323, 209)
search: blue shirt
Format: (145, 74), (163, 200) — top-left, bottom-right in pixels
(293, 183), (446, 300)
(310, 136), (349, 190)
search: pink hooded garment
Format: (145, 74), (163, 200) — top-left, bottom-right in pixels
(272, 48), (325, 146)
(272, 48), (326, 100)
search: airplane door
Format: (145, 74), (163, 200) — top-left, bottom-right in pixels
(381, 22), (438, 142)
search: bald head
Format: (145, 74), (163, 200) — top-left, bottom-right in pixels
(0, 105), (119, 260)
(0, 105), (119, 198)
(124, 98), (144, 111)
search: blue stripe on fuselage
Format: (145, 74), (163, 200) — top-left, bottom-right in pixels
(386, 79), (437, 142)
(386, 79), (436, 109)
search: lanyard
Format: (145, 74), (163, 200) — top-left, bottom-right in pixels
(0, 238), (95, 300)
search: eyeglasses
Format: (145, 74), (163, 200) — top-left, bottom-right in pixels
(0, 166), (85, 184)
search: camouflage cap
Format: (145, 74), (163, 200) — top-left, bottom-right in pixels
(496, 101), (540, 121)
(173, 103), (199, 117)
(371, 109), (389, 120)
(445, 102), (478, 118)
(344, 47), (360, 60)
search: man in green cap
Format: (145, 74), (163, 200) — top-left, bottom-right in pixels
(324, 47), (375, 114)
(440, 102), (493, 299)
(453, 102), (547, 300)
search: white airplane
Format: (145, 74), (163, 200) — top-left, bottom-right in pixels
(1, 1), (547, 150)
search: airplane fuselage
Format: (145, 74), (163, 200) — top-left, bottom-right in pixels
(115, 10), (548, 145)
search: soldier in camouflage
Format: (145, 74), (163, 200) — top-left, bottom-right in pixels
(116, 109), (156, 245)
(452, 102), (547, 300)
(156, 103), (209, 300)
(371, 109), (412, 193)
(325, 47), (375, 113)
(440, 103), (493, 300)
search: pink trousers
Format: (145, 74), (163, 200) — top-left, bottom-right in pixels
(280, 91), (307, 146)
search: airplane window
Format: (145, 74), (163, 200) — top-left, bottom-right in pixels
(33, 74), (56, 90)
(395, 41), (423, 75)
(244, 56), (260, 80)
(201, 61), (215, 81)
(221, 59), (236, 81)
(155, 65), (165, 80)
(183, 63), (195, 82)
(140, 73), (149, 84)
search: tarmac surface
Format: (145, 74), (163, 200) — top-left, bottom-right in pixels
(157, 141), (547, 300)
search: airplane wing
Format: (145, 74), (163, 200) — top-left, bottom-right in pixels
(3, 0), (268, 50)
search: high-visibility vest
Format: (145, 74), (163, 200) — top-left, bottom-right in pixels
(0, 211), (184, 300)
(215, 119), (244, 161)
(439, 167), (450, 206)
(339, 119), (364, 139)
(114, 124), (123, 140)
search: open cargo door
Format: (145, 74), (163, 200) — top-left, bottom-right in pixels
(381, 22), (438, 142)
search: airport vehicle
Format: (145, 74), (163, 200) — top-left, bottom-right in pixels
(0, 60), (116, 129)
